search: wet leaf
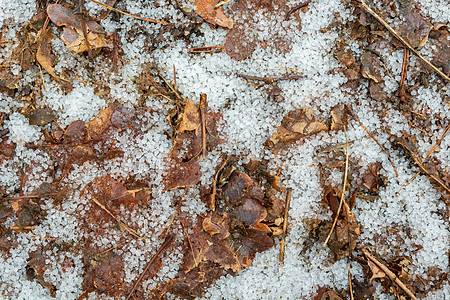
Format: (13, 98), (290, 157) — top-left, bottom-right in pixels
(47, 4), (108, 56)
(266, 106), (328, 150)
(202, 212), (230, 240)
(361, 51), (384, 83)
(236, 198), (267, 227)
(35, 28), (58, 79)
(27, 247), (57, 297)
(195, 0), (233, 29)
(238, 228), (274, 267)
(83, 251), (125, 295)
(397, 11), (432, 48)
(362, 162), (382, 193)
(85, 105), (115, 141)
(25, 107), (57, 126)
(164, 159), (202, 191)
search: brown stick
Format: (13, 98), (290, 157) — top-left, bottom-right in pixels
(180, 220), (197, 267)
(87, 0), (169, 25)
(237, 73), (304, 84)
(360, 1), (450, 83)
(396, 139), (450, 193)
(324, 125), (349, 245)
(362, 248), (418, 300)
(285, 0), (311, 20)
(91, 197), (143, 240)
(426, 124), (450, 159)
(279, 187), (292, 269)
(187, 45), (225, 54)
(348, 263), (354, 300)
(210, 158), (228, 211)
(398, 48), (409, 102)
(125, 234), (175, 300)
(199, 94), (207, 159)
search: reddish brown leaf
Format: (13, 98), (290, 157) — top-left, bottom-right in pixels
(195, 0), (233, 29)
(397, 11), (432, 48)
(178, 100), (201, 133)
(236, 198), (267, 227)
(163, 159), (202, 191)
(362, 162), (382, 193)
(27, 247), (57, 297)
(35, 28), (58, 79)
(85, 105), (115, 141)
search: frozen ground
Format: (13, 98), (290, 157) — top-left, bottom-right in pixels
(0, 0), (449, 299)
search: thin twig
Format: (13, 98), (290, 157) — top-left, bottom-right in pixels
(94, 240), (128, 258)
(237, 73), (304, 84)
(348, 263), (354, 300)
(186, 45), (225, 54)
(362, 248), (418, 300)
(279, 187), (292, 271)
(398, 48), (409, 102)
(125, 234), (175, 300)
(199, 93), (207, 159)
(87, 0), (169, 25)
(180, 220), (197, 267)
(396, 139), (450, 193)
(346, 105), (400, 179)
(426, 124), (450, 159)
(324, 125), (349, 245)
(285, 0), (311, 20)
(360, 1), (450, 83)
(215, 0), (234, 8)
(210, 157), (228, 211)
(91, 197), (143, 240)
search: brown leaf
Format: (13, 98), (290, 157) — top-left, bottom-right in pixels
(47, 4), (108, 56)
(63, 120), (86, 143)
(178, 100), (201, 133)
(202, 212), (230, 240)
(266, 106), (328, 150)
(330, 104), (346, 131)
(397, 12), (432, 48)
(27, 247), (57, 297)
(238, 228), (274, 267)
(82, 251), (125, 295)
(36, 28), (58, 79)
(195, 0), (233, 29)
(85, 105), (115, 141)
(362, 162), (382, 193)
(25, 107), (57, 126)
(361, 51), (384, 83)
(368, 259), (386, 282)
(163, 159), (202, 191)
(323, 187), (340, 219)
(221, 171), (264, 205)
(236, 198), (267, 227)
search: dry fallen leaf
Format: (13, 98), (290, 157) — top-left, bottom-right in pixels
(361, 51), (384, 83)
(36, 28), (58, 79)
(47, 4), (108, 56)
(178, 100), (201, 133)
(195, 0), (233, 29)
(368, 259), (386, 282)
(265, 106), (328, 150)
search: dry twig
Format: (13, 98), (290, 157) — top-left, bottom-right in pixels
(362, 248), (418, 300)
(91, 197), (143, 240)
(324, 125), (349, 245)
(210, 157), (228, 211)
(87, 0), (169, 25)
(360, 1), (450, 83)
(279, 187), (292, 270)
(125, 234), (175, 300)
(199, 93), (207, 159)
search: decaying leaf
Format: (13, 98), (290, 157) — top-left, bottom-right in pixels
(35, 28), (58, 79)
(164, 159), (202, 191)
(265, 106), (328, 150)
(178, 100), (201, 132)
(397, 11), (432, 48)
(85, 105), (115, 141)
(195, 0), (233, 29)
(27, 247), (57, 297)
(361, 162), (383, 193)
(361, 51), (384, 83)
(25, 107), (57, 126)
(47, 4), (108, 56)
(368, 259), (386, 282)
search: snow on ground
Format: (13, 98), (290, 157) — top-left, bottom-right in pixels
(0, 0), (448, 299)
